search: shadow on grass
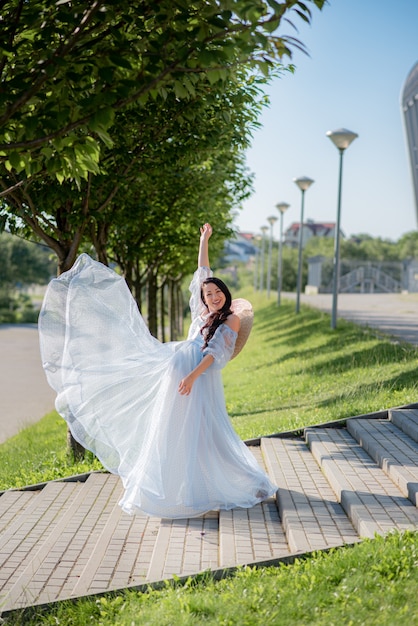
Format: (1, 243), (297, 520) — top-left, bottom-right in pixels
(252, 301), (418, 376)
(316, 368), (418, 412)
(229, 400), (314, 419)
(303, 340), (418, 376)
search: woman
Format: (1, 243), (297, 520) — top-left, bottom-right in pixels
(39, 223), (276, 519)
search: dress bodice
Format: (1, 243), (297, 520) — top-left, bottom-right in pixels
(187, 266), (237, 368)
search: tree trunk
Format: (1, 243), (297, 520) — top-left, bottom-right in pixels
(160, 280), (166, 343)
(177, 283), (182, 337)
(66, 428), (86, 462)
(91, 221), (109, 266)
(147, 268), (158, 337)
(54, 243), (88, 461)
(169, 279), (178, 341)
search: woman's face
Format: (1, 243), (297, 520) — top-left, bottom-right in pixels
(202, 282), (226, 314)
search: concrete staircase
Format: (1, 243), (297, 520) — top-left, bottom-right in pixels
(1, 407), (418, 615)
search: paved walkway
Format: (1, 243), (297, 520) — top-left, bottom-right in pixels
(0, 325), (55, 444)
(283, 291), (418, 346)
(2, 407), (418, 613)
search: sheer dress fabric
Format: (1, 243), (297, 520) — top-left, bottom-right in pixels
(39, 254), (276, 518)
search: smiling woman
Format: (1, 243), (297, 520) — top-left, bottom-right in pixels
(38, 223), (276, 519)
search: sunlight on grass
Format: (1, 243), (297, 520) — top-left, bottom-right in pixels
(0, 411), (103, 491)
(223, 294), (418, 439)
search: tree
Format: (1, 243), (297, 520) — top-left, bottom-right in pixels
(0, 0), (326, 191)
(1, 68), (263, 277)
(396, 231), (418, 259)
(0, 232), (54, 287)
(0, 232), (55, 323)
(0, 0), (326, 459)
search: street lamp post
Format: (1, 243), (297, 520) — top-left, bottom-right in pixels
(275, 202), (290, 305)
(326, 128), (358, 329)
(253, 235), (261, 291)
(293, 176), (314, 313)
(259, 226), (268, 291)
(266, 215), (278, 298)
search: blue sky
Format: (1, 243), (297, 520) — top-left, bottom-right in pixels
(236, 0), (418, 242)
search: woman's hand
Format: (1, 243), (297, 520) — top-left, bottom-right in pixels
(178, 373), (195, 396)
(200, 223), (212, 241)
(178, 354), (214, 396)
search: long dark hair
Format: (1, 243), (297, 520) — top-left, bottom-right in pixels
(200, 277), (232, 350)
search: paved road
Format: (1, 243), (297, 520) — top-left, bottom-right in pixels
(1, 292), (418, 444)
(0, 324), (55, 444)
(283, 291), (418, 346)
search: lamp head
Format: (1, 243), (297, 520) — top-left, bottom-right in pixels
(267, 215), (278, 226)
(293, 176), (314, 192)
(275, 202), (290, 215)
(326, 128), (358, 151)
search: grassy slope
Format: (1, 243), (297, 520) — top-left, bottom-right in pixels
(224, 291), (418, 439)
(2, 293), (418, 624)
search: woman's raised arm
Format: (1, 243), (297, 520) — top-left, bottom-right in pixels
(198, 223), (212, 268)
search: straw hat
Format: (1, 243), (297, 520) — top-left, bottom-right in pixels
(230, 298), (254, 359)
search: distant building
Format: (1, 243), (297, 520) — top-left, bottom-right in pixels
(284, 219), (341, 249)
(401, 61), (418, 225)
(223, 231), (257, 264)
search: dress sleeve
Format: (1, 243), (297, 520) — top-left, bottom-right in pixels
(203, 324), (237, 369)
(189, 266), (213, 322)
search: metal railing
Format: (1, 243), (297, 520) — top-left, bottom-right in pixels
(328, 266), (401, 293)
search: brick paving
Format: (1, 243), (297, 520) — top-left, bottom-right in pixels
(1, 408), (418, 615)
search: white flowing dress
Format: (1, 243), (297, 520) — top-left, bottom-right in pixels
(39, 254), (276, 519)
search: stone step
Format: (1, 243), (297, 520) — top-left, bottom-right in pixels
(390, 408), (418, 444)
(305, 427), (418, 538)
(0, 490), (37, 534)
(218, 499), (289, 568)
(2, 419), (418, 615)
(69, 473), (181, 597)
(147, 513), (219, 582)
(218, 444), (289, 569)
(0, 481), (79, 605)
(347, 418), (418, 507)
(0, 473), (119, 611)
(261, 437), (359, 553)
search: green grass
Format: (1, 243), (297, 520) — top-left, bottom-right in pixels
(0, 411), (102, 491)
(224, 292), (418, 439)
(2, 293), (418, 624)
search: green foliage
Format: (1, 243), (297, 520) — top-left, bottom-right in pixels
(396, 231), (418, 259)
(304, 231), (418, 265)
(0, 291), (39, 324)
(0, 232), (55, 287)
(0, 0), (326, 185)
(304, 236), (335, 258)
(0, 231), (55, 322)
(0, 0), (326, 322)
(0, 412), (102, 491)
(256, 243), (307, 296)
(341, 236), (400, 262)
(1, 67), (274, 289)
